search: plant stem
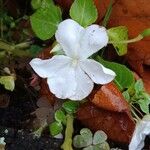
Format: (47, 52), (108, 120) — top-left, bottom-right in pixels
(109, 34), (143, 44)
(102, 0), (113, 27)
(61, 114), (74, 150)
(15, 41), (32, 49)
(131, 104), (144, 118)
(0, 40), (32, 57)
(131, 108), (141, 122)
(0, 40), (13, 52)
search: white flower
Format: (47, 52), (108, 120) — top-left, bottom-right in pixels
(30, 19), (116, 100)
(129, 115), (150, 150)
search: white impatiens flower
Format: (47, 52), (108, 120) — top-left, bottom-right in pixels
(129, 115), (150, 150)
(30, 19), (116, 100)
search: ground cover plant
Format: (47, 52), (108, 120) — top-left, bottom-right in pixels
(0, 0), (150, 150)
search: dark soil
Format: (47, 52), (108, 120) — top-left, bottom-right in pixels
(0, 65), (63, 150)
(0, 127), (62, 150)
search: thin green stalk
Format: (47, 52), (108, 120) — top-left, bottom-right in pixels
(131, 104), (144, 118)
(102, 0), (113, 27)
(131, 107), (141, 122)
(0, 40), (13, 51)
(0, 40), (32, 56)
(61, 114), (74, 150)
(15, 41), (32, 49)
(13, 49), (31, 57)
(109, 34), (143, 44)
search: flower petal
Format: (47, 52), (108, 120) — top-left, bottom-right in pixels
(68, 66), (94, 100)
(30, 55), (72, 78)
(79, 25), (108, 59)
(47, 64), (77, 99)
(80, 59), (116, 84)
(129, 115), (150, 150)
(55, 19), (84, 57)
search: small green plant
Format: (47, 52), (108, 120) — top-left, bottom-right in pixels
(49, 100), (79, 136)
(96, 56), (135, 91)
(49, 100), (79, 150)
(28, 0), (150, 149)
(123, 79), (150, 117)
(73, 128), (110, 150)
(0, 67), (15, 91)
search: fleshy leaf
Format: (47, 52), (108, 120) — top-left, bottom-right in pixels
(62, 100), (79, 114)
(54, 109), (66, 125)
(73, 128), (93, 148)
(83, 145), (95, 150)
(49, 121), (63, 136)
(93, 130), (107, 145)
(96, 56), (134, 91)
(122, 91), (130, 102)
(96, 142), (110, 150)
(30, 5), (62, 40)
(0, 76), (15, 91)
(134, 79), (144, 93)
(138, 93), (150, 114)
(123, 80), (150, 114)
(70, 0), (97, 27)
(80, 128), (93, 145)
(107, 26), (128, 56)
(73, 135), (89, 148)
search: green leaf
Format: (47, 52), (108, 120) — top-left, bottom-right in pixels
(54, 109), (66, 125)
(73, 128), (93, 148)
(49, 121), (63, 136)
(0, 76), (15, 91)
(138, 93), (150, 114)
(62, 100), (79, 114)
(70, 0), (97, 27)
(134, 79), (144, 93)
(93, 131), (107, 145)
(80, 128), (93, 145)
(96, 142), (110, 150)
(41, 0), (54, 9)
(73, 135), (89, 148)
(96, 56), (134, 91)
(83, 145), (95, 150)
(28, 45), (43, 56)
(141, 28), (150, 37)
(138, 99), (150, 114)
(122, 91), (130, 102)
(31, 0), (54, 9)
(30, 5), (62, 40)
(31, 0), (42, 9)
(108, 26), (128, 56)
